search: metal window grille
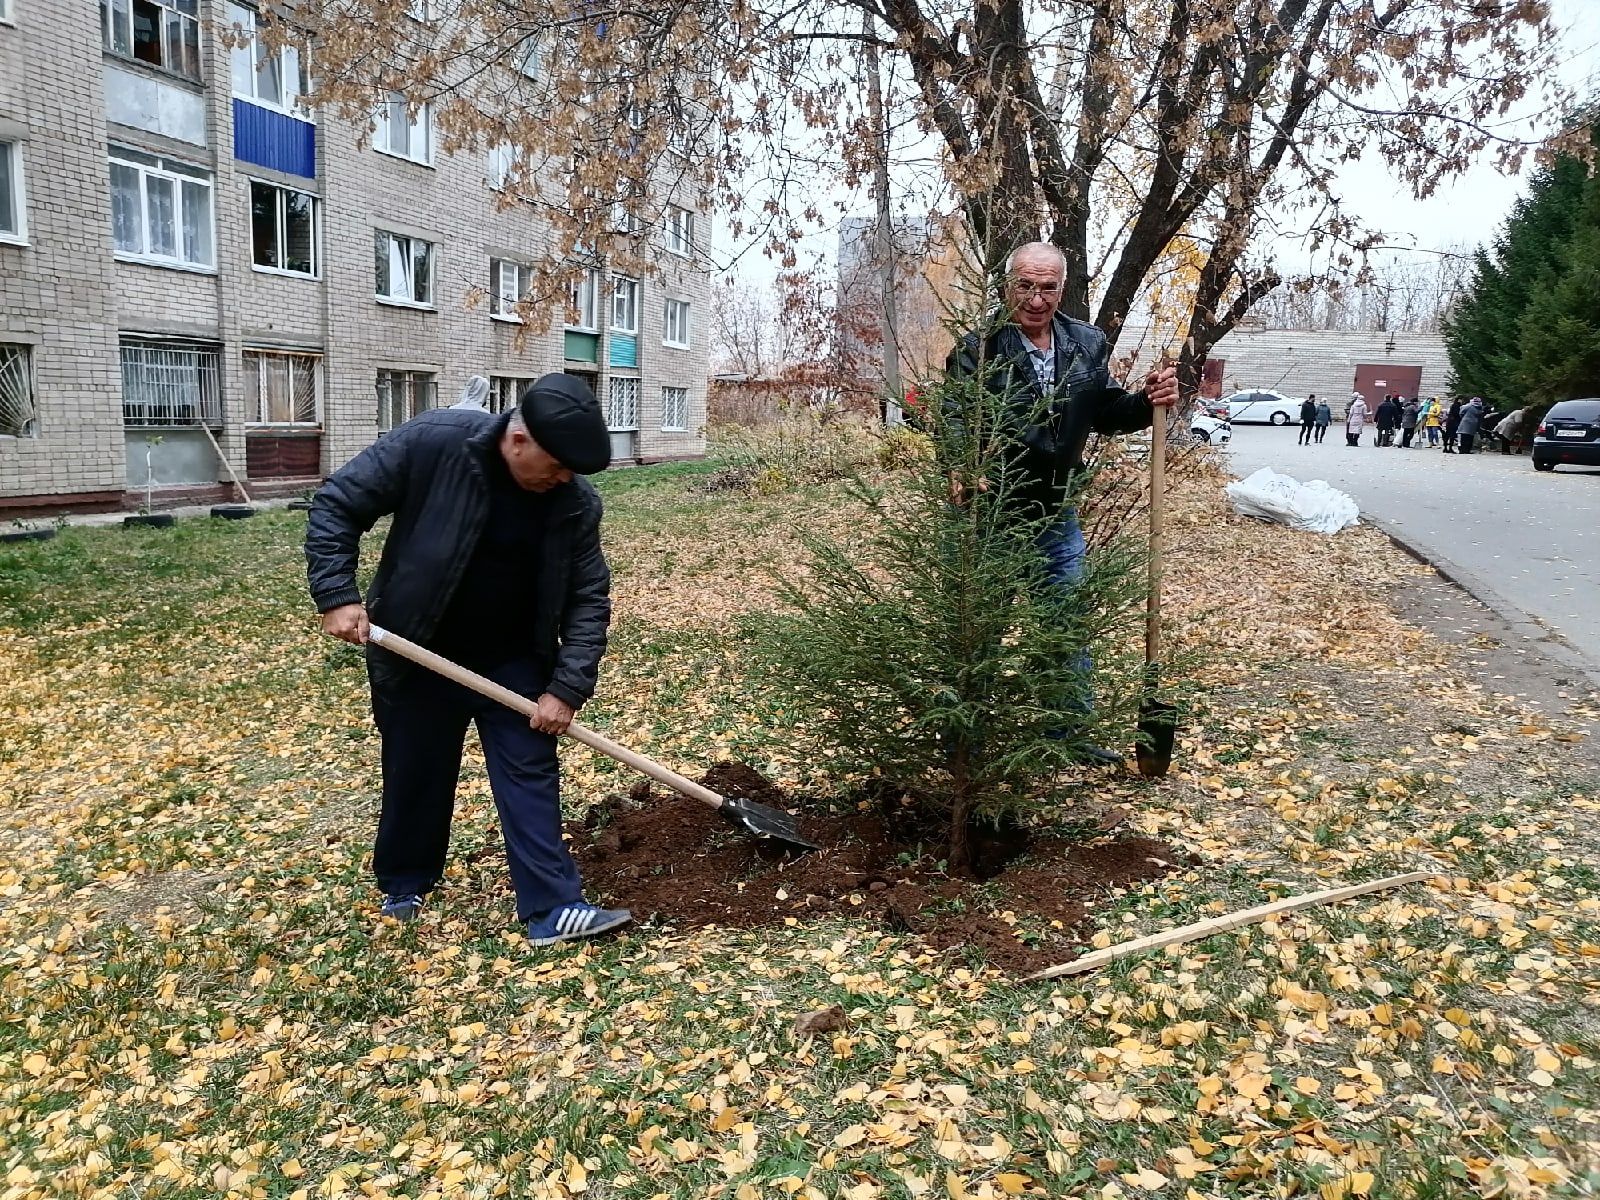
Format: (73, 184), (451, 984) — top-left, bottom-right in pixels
(376, 370), (437, 430)
(661, 385), (688, 432)
(246, 350), (320, 425)
(607, 377), (639, 431)
(0, 343), (38, 437)
(120, 339), (221, 426)
(489, 375), (531, 414)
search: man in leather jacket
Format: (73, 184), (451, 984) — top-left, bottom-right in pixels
(305, 374), (630, 946)
(946, 242), (1179, 757)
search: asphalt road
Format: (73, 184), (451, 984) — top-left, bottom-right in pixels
(1223, 422), (1600, 678)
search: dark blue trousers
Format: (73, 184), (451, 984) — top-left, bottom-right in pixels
(370, 657), (582, 922)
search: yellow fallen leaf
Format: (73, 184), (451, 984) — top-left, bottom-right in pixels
(1295, 1076), (1321, 1094)
(1121, 1167), (1170, 1190)
(995, 1173), (1029, 1195)
(834, 1124), (866, 1148)
(1349, 1172), (1374, 1196)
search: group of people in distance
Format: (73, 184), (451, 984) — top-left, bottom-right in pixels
(1335, 393), (1508, 454)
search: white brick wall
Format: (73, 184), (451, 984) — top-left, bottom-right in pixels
(1, 0), (713, 503)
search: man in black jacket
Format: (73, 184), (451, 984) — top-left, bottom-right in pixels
(305, 374), (629, 946)
(947, 242), (1178, 756)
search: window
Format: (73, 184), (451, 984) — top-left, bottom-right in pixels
(406, 0), (430, 19)
(662, 298), (691, 349)
(0, 0), (11, 22)
(661, 385), (688, 432)
(513, 34), (541, 78)
(610, 277), (639, 334)
(490, 375), (531, 414)
(374, 230), (434, 307)
(0, 141), (23, 243)
(109, 147), (214, 269)
(607, 377), (639, 431)
(244, 349), (319, 425)
(374, 94), (431, 164)
(0, 344), (37, 438)
(101, 0), (200, 78)
(120, 338), (221, 426)
(664, 206), (694, 256)
(226, 3), (310, 115)
(376, 369), (436, 430)
(250, 181), (318, 276)
(487, 142), (517, 191)
(491, 258), (533, 319)
(566, 268), (599, 331)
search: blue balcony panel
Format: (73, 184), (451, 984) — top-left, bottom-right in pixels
(233, 100), (316, 179)
(608, 333), (638, 369)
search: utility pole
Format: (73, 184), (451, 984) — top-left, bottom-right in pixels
(863, 13), (904, 425)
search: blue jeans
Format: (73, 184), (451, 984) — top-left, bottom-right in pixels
(1037, 509), (1094, 711)
(371, 656), (582, 922)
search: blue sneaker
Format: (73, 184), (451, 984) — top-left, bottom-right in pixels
(526, 902), (631, 947)
(380, 893), (424, 922)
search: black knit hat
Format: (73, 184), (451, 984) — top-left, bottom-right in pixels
(518, 373), (610, 474)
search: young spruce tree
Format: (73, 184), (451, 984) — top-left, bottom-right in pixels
(751, 312), (1148, 876)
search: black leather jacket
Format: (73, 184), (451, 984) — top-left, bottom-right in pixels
(947, 313), (1152, 513)
(305, 409), (611, 708)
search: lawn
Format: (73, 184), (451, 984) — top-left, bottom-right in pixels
(0, 457), (1596, 1200)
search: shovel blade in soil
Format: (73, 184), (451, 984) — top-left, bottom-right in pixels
(720, 796), (823, 852)
(1135, 697), (1178, 778)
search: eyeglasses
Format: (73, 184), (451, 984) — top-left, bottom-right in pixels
(1009, 281), (1061, 298)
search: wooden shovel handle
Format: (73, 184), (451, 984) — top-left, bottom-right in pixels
(1147, 388), (1166, 667)
(366, 625), (729, 812)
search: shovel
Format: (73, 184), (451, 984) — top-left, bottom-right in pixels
(1135, 371), (1179, 778)
(366, 626), (823, 853)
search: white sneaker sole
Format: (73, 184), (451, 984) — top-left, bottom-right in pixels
(527, 910), (632, 947)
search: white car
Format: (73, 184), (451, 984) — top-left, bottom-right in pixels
(1190, 412), (1232, 444)
(1221, 389), (1300, 425)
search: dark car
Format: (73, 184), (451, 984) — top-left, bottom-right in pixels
(1531, 399), (1600, 472)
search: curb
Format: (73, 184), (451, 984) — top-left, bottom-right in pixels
(1362, 512), (1600, 693)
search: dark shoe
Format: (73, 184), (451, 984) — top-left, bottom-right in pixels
(1070, 745), (1124, 768)
(380, 893), (424, 922)
(526, 902), (632, 947)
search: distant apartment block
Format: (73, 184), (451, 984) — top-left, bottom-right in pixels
(0, 0), (710, 514)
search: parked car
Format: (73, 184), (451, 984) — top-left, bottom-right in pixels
(1531, 398), (1600, 472)
(1220, 389), (1299, 425)
(1189, 412), (1232, 444)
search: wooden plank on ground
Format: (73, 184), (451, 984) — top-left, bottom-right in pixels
(1024, 870), (1434, 982)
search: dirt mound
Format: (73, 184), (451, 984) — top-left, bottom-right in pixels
(574, 765), (1184, 975)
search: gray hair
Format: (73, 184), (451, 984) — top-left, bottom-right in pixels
(1005, 241), (1067, 275)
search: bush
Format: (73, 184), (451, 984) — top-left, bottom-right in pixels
(705, 413), (906, 494)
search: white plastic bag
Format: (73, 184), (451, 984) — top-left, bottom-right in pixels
(1224, 467), (1360, 535)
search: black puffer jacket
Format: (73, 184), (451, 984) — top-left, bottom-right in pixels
(947, 313), (1152, 513)
(305, 409), (611, 709)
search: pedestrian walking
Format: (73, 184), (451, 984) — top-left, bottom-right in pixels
(1374, 395), (1399, 447)
(1345, 394), (1368, 446)
(1400, 397), (1420, 447)
(1422, 397), (1442, 447)
(305, 376), (633, 945)
(1456, 396), (1485, 454)
(1298, 395), (1318, 445)
(1443, 397), (1462, 453)
(1314, 398), (1332, 443)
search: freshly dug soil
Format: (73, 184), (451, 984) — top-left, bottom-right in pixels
(572, 763), (1185, 975)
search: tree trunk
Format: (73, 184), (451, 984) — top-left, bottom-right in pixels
(947, 739), (974, 877)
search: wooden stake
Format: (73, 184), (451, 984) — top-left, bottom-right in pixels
(1024, 871), (1433, 982)
(202, 425), (252, 504)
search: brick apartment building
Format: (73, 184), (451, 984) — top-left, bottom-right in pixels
(0, 0), (710, 515)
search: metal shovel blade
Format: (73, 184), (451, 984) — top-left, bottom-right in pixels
(1135, 695), (1178, 778)
(720, 795), (824, 852)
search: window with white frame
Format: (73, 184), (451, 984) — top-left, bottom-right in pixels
(607, 377), (639, 431)
(664, 206), (694, 256)
(374, 230), (434, 306)
(0, 0), (12, 22)
(490, 375), (531, 414)
(486, 142), (517, 191)
(374, 93), (431, 164)
(250, 180), (318, 277)
(610, 277), (639, 334)
(376, 369), (436, 430)
(101, 0), (201, 78)
(514, 34), (541, 78)
(661, 385), (688, 432)
(491, 258), (532, 319)
(120, 338), (221, 426)
(244, 349), (320, 425)
(109, 147), (214, 269)
(662, 298), (691, 349)
(0, 343), (38, 438)
(406, 0), (430, 19)
(566, 268), (599, 330)
(226, 3), (311, 115)
(0, 141), (24, 243)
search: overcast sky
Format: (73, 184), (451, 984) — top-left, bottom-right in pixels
(719, 0), (1600, 289)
